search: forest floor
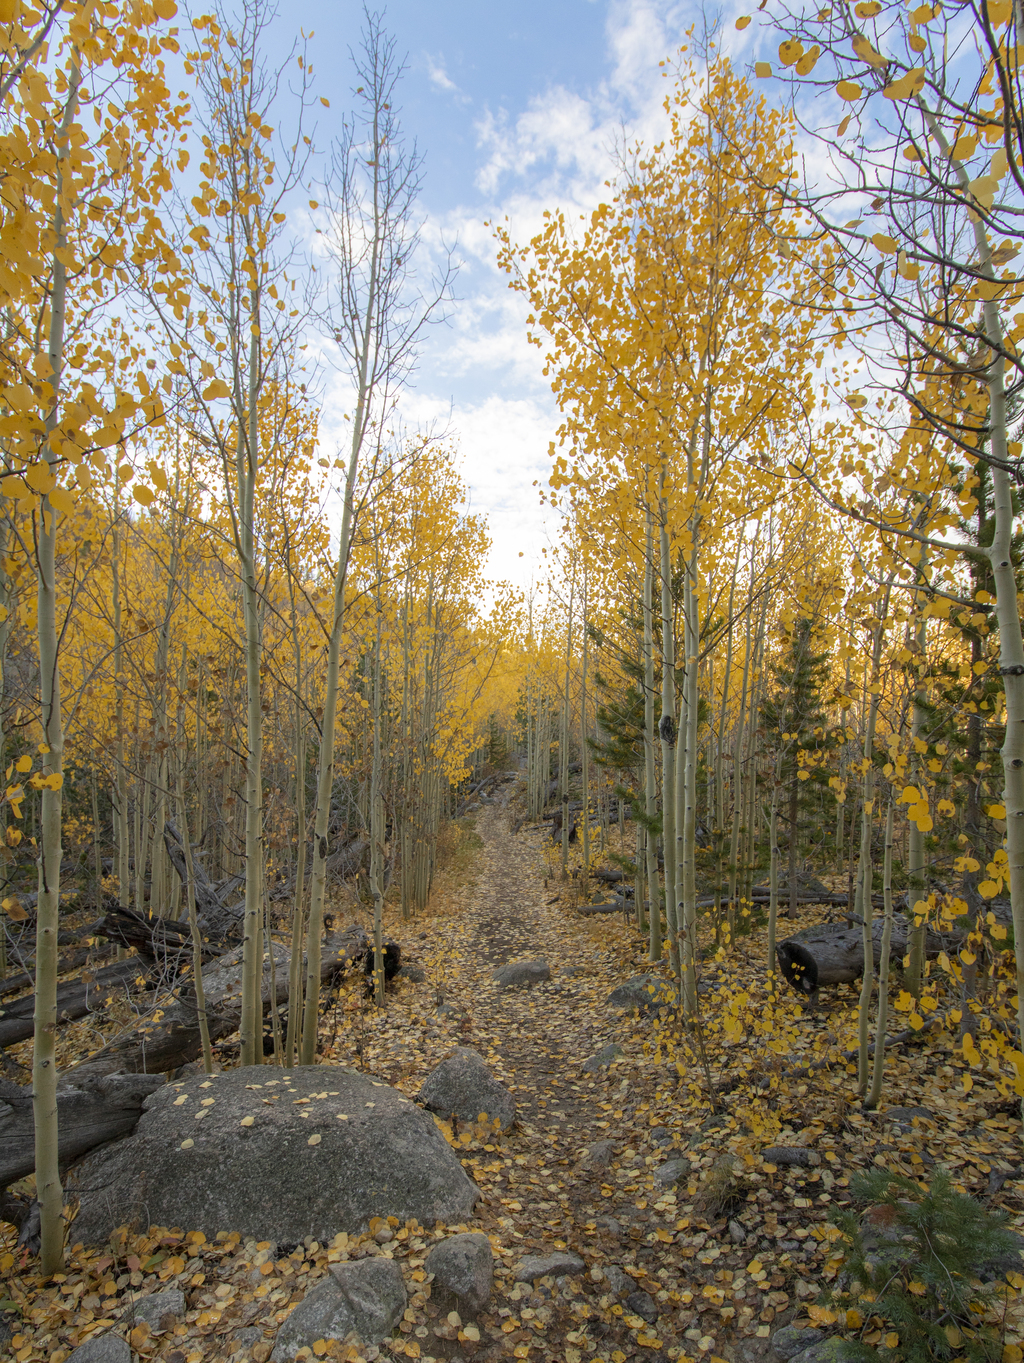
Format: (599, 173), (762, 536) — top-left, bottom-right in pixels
(3, 781), (1024, 1363)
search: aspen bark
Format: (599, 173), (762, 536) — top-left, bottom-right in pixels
(866, 800), (895, 1110)
(658, 479), (680, 978)
(33, 54), (81, 1274)
(643, 509), (663, 962)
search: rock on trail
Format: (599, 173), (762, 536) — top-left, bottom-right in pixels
(69, 1064), (478, 1244)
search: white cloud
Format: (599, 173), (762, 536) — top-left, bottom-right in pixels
(425, 54), (466, 101)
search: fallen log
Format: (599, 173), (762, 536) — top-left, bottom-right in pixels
(0, 1072), (166, 1191)
(776, 918), (949, 1004)
(0, 941), (115, 999)
(0, 955), (149, 1048)
(65, 923), (369, 1083)
(162, 821), (242, 941)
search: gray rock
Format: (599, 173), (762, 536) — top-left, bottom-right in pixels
(595, 1215), (621, 1235)
(419, 1047), (516, 1132)
(763, 1146), (821, 1167)
(583, 1044), (624, 1072)
(729, 1219), (746, 1245)
(601, 1265), (633, 1297)
(425, 1232), (493, 1315)
(606, 975), (673, 1013)
(772, 1326), (824, 1360)
(70, 1065), (478, 1245)
(626, 1290), (659, 1323)
(230, 1326), (264, 1356)
(514, 1251), (585, 1282)
(649, 1126), (671, 1145)
(493, 959), (550, 988)
(654, 1158), (691, 1187)
(870, 1105), (934, 1129)
(271, 1257), (406, 1362)
(579, 1139), (617, 1169)
(121, 1287), (186, 1330)
(67, 1338), (131, 1363)
(399, 965), (428, 984)
(791, 1341), (852, 1363)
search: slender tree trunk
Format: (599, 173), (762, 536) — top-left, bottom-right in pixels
(33, 54), (81, 1274)
(866, 799), (895, 1109)
(643, 509), (662, 962)
(658, 477), (680, 979)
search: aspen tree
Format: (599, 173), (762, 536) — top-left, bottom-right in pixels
(300, 15), (451, 1061)
(750, 0), (1024, 1085)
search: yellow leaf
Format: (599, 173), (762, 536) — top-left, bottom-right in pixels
(885, 1334), (900, 1348)
(24, 462), (55, 495)
(852, 34), (887, 67)
(883, 67), (926, 100)
(152, 0), (178, 17)
(987, 803), (1006, 818)
(855, 1), (882, 13)
(15, 755), (31, 773)
(952, 135), (979, 161)
(240, 1115), (254, 1127)
(847, 1309), (864, 1329)
(736, 15), (751, 27)
(756, 62), (772, 77)
(978, 880), (1000, 898)
(48, 486), (75, 514)
(308, 1133), (322, 1145)
(872, 233), (898, 254)
(837, 80), (863, 101)
(202, 379), (231, 401)
(909, 1012), (924, 1030)
(779, 39), (804, 66)
(133, 485), (155, 507)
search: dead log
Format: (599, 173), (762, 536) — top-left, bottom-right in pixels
(162, 821), (242, 940)
(777, 918), (949, 1004)
(0, 1072), (166, 1190)
(65, 923), (369, 1083)
(0, 956), (149, 1047)
(0, 941), (114, 999)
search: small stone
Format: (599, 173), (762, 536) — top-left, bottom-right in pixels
(606, 975), (673, 1013)
(66, 1338), (132, 1363)
(625, 1290), (659, 1324)
(729, 1219), (746, 1245)
(595, 1215), (621, 1235)
(419, 1047), (516, 1132)
(579, 1139), (617, 1170)
(230, 1327), (263, 1357)
(762, 1146), (821, 1168)
(583, 1044), (624, 1073)
(122, 1288), (186, 1330)
(270, 1256), (406, 1362)
(772, 1326), (824, 1360)
(790, 1341), (852, 1363)
(649, 1126), (671, 1145)
(400, 966), (428, 983)
(513, 1251), (585, 1282)
(654, 1158), (690, 1187)
(374, 1227), (394, 1244)
(493, 959), (550, 988)
(425, 1232), (493, 1315)
(602, 1265), (633, 1297)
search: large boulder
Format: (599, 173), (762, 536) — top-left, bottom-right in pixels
(271, 1257), (406, 1362)
(68, 1065), (478, 1246)
(419, 1047), (516, 1132)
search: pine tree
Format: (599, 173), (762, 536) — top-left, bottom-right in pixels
(761, 617), (835, 918)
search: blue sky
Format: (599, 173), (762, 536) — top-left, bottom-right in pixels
(264, 1), (706, 589)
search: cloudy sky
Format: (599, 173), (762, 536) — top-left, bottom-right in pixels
(265, 1), (747, 590)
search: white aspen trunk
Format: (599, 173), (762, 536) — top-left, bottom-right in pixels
(370, 620), (386, 1005)
(866, 799), (895, 1109)
(178, 767), (213, 1075)
(581, 569), (590, 875)
(907, 605), (929, 997)
(658, 478), (680, 979)
(33, 54), (81, 1274)
(727, 548), (757, 941)
(856, 591), (891, 1093)
(286, 574), (306, 1068)
(237, 284), (264, 1069)
(768, 785), (780, 985)
(560, 575), (574, 879)
(643, 509), (663, 962)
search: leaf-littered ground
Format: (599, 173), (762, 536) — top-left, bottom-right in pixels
(3, 786), (1024, 1363)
